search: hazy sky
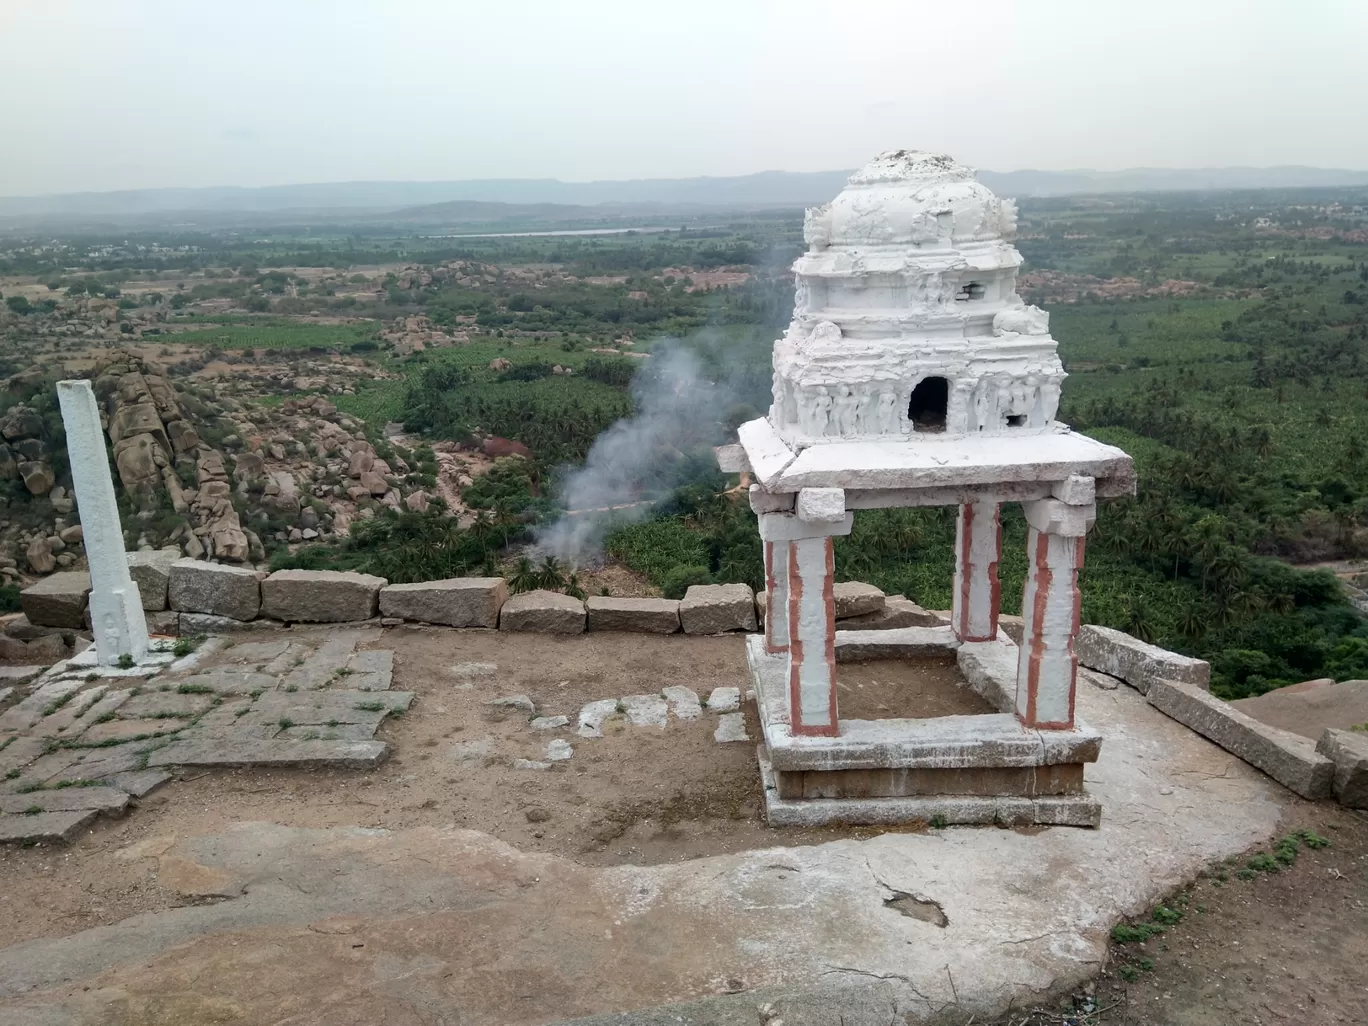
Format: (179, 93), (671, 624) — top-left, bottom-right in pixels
(3, 0), (1365, 196)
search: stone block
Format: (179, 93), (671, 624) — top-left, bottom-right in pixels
(146, 610), (180, 635)
(1147, 678), (1333, 799)
(261, 569), (387, 623)
(147, 738), (389, 769)
(796, 486), (846, 524)
(498, 590), (586, 634)
(833, 581), (884, 619)
(1316, 728), (1368, 807)
(0, 809), (100, 844)
(834, 625), (959, 662)
(169, 559), (261, 621)
(20, 571), (91, 628)
(585, 596), (680, 633)
(680, 584), (757, 635)
(838, 595), (944, 630)
(178, 612), (282, 635)
(378, 577), (506, 627)
(1077, 624), (1210, 694)
(126, 550), (180, 611)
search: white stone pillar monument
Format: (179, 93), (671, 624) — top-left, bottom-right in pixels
(57, 380), (150, 666)
(1014, 498), (1094, 730)
(952, 500), (1002, 642)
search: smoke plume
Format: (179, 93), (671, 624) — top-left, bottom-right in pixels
(536, 343), (742, 564)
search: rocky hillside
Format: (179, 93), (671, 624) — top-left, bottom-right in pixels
(0, 348), (457, 590)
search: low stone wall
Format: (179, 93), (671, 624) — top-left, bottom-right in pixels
(11, 562), (1368, 813)
(14, 560), (942, 640)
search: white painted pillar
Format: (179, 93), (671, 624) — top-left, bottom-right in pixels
(1015, 499), (1094, 730)
(763, 539), (791, 653)
(787, 535), (837, 736)
(952, 500), (1001, 643)
(759, 493), (852, 738)
(57, 380), (149, 666)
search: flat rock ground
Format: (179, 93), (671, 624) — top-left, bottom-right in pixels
(0, 629), (1364, 1025)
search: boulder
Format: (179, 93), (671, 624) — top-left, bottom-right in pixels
(1316, 728), (1368, 808)
(378, 577), (507, 627)
(680, 584), (757, 635)
(833, 581), (885, 619)
(499, 591), (586, 634)
(359, 471), (389, 497)
(25, 535), (55, 574)
(1076, 624), (1210, 694)
(168, 559), (262, 621)
(166, 419), (199, 453)
(19, 571), (92, 628)
(113, 433), (162, 491)
(107, 401), (165, 445)
(586, 596), (681, 634)
(404, 490), (429, 512)
(0, 443), (16, 479)
(348, 450), (374, 478)
(58, 524), (83, 545)
(126, 550), (181, 611)
(1, 405), (42, 440)
(261, 569), (387, 623)
(18, 461), (55, 495)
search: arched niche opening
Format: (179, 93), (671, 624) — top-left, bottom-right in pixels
(908, 376), (949, 433)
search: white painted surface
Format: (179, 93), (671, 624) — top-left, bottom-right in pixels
(953, 501), (1000, 642)
(790, 536), (835, 730)
(770, 151), (1066, 448)
(1016, 529), (1085, 727)
(764, 540), (791, 652)
(56, 380), (149, 667)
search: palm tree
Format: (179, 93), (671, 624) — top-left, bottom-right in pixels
(535, 555), (567, 591)
(509, 555), (538, 594)
(564, 572), (587, 600)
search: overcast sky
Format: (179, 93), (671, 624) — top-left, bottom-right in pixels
(2, 0), (1365, 197)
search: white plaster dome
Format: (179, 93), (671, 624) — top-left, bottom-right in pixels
(815, 150), (1017, 249)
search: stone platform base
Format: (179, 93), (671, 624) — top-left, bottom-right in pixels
(748, 633), (1102, 826)
(758, 750), (1101, 827)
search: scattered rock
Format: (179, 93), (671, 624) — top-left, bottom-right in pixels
(714, 712), (750, 743)
(545, 738), (573, 761)
(576, 698), (620, 738)
(490, 695), (536, 713)
(661, 685), (702, 720)
(620, 693), (668, 728)
(530, 715), (569, 730)
(25, 535), (55, 574)
(705, 687), (741, 714)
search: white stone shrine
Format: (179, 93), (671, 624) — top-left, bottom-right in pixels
(57, 379), (151, 666)
(719, 151), (1135, 826)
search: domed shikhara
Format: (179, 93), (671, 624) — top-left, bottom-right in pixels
(771, 149), (1063, 447)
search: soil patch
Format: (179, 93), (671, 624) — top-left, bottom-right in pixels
(836, 654), (995, 720)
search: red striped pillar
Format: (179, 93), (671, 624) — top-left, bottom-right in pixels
(952, 500), (1002, 642)
(764, 539), (791, 653)
(787, 535), (838, 736)
(1015, 526), (1086, 729)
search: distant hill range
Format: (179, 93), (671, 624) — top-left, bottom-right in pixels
(3, 166), (1367, 227)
